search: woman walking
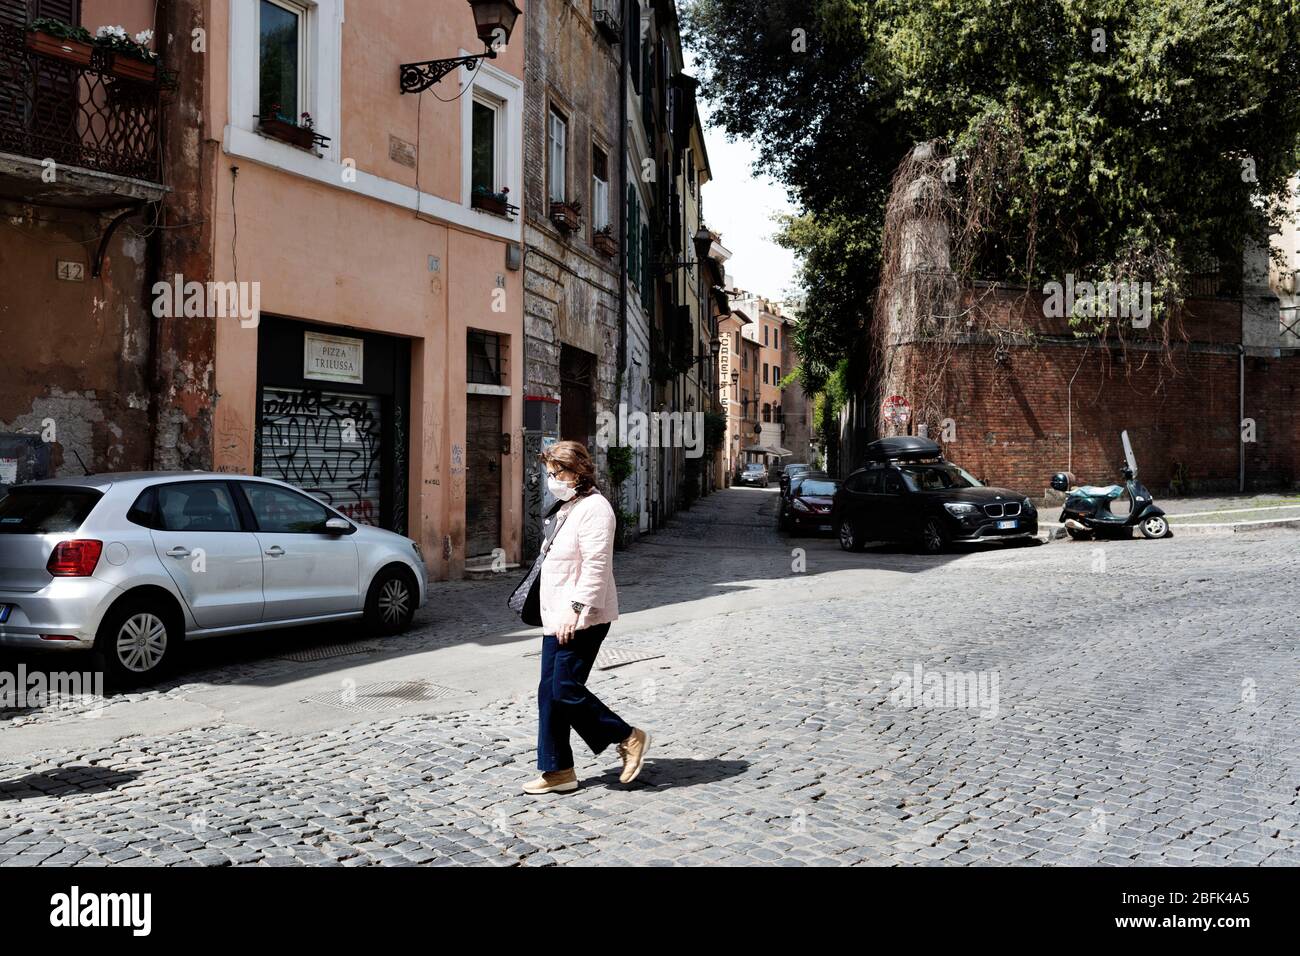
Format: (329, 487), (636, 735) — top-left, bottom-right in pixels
(523, 440), (650, 794)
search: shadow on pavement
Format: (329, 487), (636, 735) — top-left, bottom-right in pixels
(0, 765), (141, 800)
(0, 487), (1045, 697)
(581, 757), (750, 792)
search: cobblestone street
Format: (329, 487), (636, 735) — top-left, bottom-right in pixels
(1, 487), (1297, 866)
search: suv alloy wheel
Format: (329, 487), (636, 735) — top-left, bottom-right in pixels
(839, 516), (866, 552)
(919, 517), (950, 555)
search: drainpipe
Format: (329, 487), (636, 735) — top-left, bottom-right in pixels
(1066, 344), (1089, 478)
(144, 0), (171, 470)
(616, 6), (628, 396)
(1239, 343), (1246, 493)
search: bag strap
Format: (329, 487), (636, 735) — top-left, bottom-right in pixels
(540, 498), (577, 556)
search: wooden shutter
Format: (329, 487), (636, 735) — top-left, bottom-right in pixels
(0, 2), (27, 139)
(32, 0), (80, 23)
(0, 0), (29, 28)
(26, 0), (80, 162)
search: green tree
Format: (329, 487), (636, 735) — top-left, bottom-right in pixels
(686, 0), (1300, 372)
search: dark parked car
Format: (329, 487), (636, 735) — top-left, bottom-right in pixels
(778, 473), (840, 534)
(832, 437), (1038, 554)
(778, 463), (812, 496)
(736, 462), (769, 487)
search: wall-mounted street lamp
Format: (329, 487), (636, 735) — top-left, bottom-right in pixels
(400, 0), (522, 95)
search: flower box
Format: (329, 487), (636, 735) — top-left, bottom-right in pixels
(593, 230), (618, 257)
(550, 200), (582, 232)
(472, 192), (509, 215)
(256, 114), (328, 151)
(471, 189), (517, 219)
(109, 53), (157, 82)
(25, 30), (94, 66)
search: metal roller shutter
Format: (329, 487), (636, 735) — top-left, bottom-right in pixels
(259, 386), (384, 526)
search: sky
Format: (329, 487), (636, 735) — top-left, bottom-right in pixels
(686, 54), (801, 302)
(700, 126), (801, 301)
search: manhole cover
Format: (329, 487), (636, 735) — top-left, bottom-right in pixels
(301, 679), (465, 713)
(594, 649), (665, 670)
(276, 641), (381, 663)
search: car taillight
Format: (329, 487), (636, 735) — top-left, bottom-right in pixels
(47, 539), (103, 577)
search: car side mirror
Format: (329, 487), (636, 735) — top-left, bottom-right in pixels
(323, 517), (354, 534)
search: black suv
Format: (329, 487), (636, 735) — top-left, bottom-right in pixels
(832, 437), (1038, 554)
(778, 463), (811, 496)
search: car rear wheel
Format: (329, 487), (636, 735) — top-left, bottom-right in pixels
(95, 597), (178, 687)
(838, 516), (866, 552)
(918, 518), (950, 555)
(365, 565), (417, 635)
(1140, 515), (1169, 539)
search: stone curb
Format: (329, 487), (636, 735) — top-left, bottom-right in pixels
(1042, 516), (1300, 539)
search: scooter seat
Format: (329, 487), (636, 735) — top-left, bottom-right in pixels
(1077, 484), (1126, 498)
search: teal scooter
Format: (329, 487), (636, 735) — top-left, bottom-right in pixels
(1050, 431), (1170, 540)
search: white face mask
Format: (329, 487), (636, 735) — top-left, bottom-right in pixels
(547, 474), (577, 501)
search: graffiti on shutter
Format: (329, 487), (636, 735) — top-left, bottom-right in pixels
(260, 387), (383, 526)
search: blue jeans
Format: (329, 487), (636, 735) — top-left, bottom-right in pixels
(537, 623), (634, 772)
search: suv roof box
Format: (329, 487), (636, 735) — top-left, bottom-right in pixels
(864, 436), (942, 462)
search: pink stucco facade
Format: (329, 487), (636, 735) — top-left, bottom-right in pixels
(202, 0), (527, 580)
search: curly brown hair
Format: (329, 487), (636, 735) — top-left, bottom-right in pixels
(540, 440), (599, 496)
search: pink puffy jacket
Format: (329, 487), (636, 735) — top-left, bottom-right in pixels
(539, 491), (619, 633)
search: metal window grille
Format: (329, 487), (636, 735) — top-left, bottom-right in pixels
(467, 330), (502, 385)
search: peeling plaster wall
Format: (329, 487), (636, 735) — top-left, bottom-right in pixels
(151, 0), (218, 472)
(0, 200), (153, 476)
(522, 0), (623, 527)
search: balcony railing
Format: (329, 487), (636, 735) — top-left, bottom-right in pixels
(0, 22), (163, 185)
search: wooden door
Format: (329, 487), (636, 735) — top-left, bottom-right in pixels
(465, 394), (503, 558)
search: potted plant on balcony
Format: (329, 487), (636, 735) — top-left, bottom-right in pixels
(593, 224), (618, 257)
(471, 185), (516, 218)
(549, 198), (582, 232)
(25, 17), (95, 66)
(93, 25), (159, 82)
(256, 108), (331, 151)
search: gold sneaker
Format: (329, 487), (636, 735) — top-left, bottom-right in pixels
(523, 768), (579, 795)
(617, 728), (651, 784)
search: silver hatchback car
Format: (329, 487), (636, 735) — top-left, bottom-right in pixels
(0, 472), (428, 685)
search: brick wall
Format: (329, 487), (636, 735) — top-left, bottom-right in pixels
(883, 287), (1299, 494)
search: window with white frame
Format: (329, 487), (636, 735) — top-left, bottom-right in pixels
(548, 106), (568, 204)
(591, 144), (610, 232)
(259, 0), (307, 122)
(471, 92), (506, 195)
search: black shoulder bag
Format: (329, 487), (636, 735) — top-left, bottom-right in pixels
(507, 499), (575, 626)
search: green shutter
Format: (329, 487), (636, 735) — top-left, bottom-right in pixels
(626, 185), (638, 277)
(642, 227), (654, 310)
